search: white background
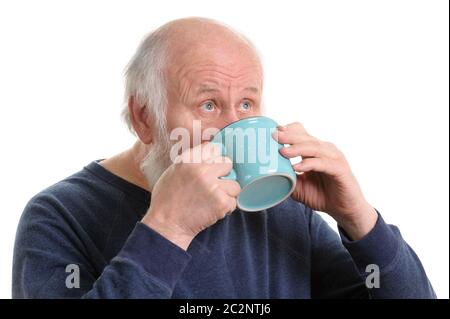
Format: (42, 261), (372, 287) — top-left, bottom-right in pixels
(0, 0), (448, 298)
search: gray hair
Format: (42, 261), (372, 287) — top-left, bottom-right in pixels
(121, 18), (263, 138)
(121, 26), (169, 138)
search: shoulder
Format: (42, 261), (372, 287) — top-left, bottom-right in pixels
(16, 164), (125, 247)
(23, 166), (117, 217)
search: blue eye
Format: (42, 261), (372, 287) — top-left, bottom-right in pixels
(201, 102), (215, 112)
(240, 101), (251, 111)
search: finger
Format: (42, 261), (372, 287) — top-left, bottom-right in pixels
(280, 141), (333, 159)
(272, 126), (314, 145)
(225, 195), (237, 215)
(204, 148), (226, 164)
(196, 142), (222, 163)
(218, 179), (241, 197)
(202, 142), (222, 160)
(227, 199), (237, 215)
(214, 188), (238, 216)
(207, 154), (232, 165)
(205, 156), (234, 177)
(179, 142), (222, 163)
(283, 122), (308, 134)
(293, 158), (335, 175)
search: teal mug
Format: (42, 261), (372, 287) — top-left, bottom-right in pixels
(211, 116), (297, 212)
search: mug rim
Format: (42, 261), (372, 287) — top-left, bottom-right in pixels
(216, 115), (276, 133)
(237, 172), (297, 212)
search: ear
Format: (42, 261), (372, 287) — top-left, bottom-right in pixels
(128, 96), (153, 144)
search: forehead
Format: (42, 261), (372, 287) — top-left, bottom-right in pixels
(169, 58), (263, 97)
(177, 64), (262, 89)
(167, 41), (263, 86)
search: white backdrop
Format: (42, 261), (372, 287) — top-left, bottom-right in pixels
(0, 0), (448, 299)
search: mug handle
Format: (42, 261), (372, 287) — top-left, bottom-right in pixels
(210, 141), (237, 181)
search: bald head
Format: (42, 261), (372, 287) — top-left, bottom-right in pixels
(123, 17), (263, 138)
(159, 18), (260, 61)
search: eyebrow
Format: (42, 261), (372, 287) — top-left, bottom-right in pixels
(243, 86), (259, 93)
(196, 85), (220, 94)
(196, 84), (260, 95)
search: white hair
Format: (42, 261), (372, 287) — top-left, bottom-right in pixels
(121, 27), (169, 139)
(121, 18), (263, 139)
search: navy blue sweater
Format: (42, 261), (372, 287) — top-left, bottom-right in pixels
(12, 160), (435, 298)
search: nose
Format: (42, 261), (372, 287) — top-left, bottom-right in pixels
(220, 109), (240, 128)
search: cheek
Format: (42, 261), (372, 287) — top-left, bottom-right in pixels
(167, 112), (215, 148)
(251, 108), (263, 116)
(166, 103), (194, 129)
(166, 111), (192, 141)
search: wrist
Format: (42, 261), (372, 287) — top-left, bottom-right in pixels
(338, 203), (378, 241)
(142, 209), (194, 251)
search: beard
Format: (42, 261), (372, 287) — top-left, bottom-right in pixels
(139, 131), (174, 189)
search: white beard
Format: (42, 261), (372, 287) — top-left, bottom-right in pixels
(140, 133), (174, 190)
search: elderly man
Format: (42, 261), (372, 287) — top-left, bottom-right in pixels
(13, 17), (435, 299)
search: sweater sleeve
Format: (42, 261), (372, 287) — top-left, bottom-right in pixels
(12, 196), (191, 299)
(309, 209), (436, 299)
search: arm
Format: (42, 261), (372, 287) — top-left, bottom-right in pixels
(13, 143), (239, 298)
(274, 122), (435, 298)
(12, 197), (191, 299)
(309, 209), (436, 298)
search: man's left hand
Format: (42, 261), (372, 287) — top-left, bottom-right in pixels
(273, 122), (378, 240)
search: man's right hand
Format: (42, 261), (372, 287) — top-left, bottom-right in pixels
(141, 143), (241, 250)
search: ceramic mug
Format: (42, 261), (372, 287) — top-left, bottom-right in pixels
(211, 116), (296, 212)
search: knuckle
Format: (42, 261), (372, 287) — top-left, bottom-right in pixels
(208, 181), (220, 193)
(321, 141), (332, 151)
(210, 143), (221, 153)
(294, 122), (306, 132)
(217, 195), (230, 211)
(324, 142), (342, 158)
(223, 157), (233, 168)
(313, 140), (323, 153)
(325, 141), (337, 150)
(314, 139), (323, 147)
(220, 155), (232, 164)
(196, 166), (210, 184)
(203, 143), (217, 158)
(229, 199), (237, 212)
(227, 183), (241, 197)
(336, 150), (346, 160)
(219, 156), (233, 169)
